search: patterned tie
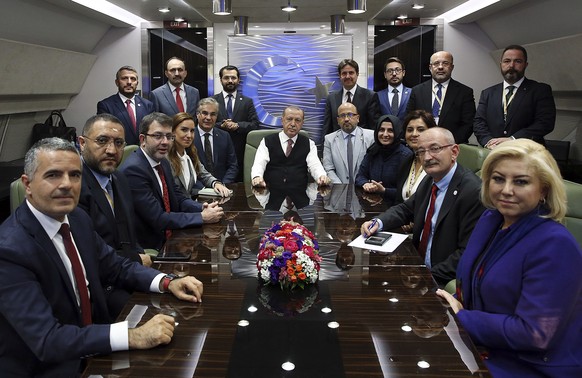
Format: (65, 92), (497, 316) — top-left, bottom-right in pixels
(154, 165), (172, 240)
(346, 134), (354, 184)
(432, 84), (443, 118)
(204, 133), (214, 174)
(285, 139), (293, 157)
(104, 179), (114, 212)
(58, 224), (92, 326)
(226, 94), (233, 119)
(125, 99), (136, 131)
(175, 87), (185, 113)
(418, 184), (438, 260)
(391, 88), (399, 115)
(346, 91), (352, 103)
(505, 85), (515, 105)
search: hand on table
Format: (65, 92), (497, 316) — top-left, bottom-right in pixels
(202, 201), (223, 223)
(436, 289), (464, 314)
(128, 314), (175, 349)
(168, 275), (204, 303)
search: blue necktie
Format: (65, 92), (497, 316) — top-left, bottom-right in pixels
(432, 84), (443, 118)
(226, 94), (233, 119)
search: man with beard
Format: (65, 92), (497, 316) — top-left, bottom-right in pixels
(323, 59), (380, 136)
(361, 127), (484, 286)
(78, 114), (153, 318)
(474, 45), (556, 148)
(377, 57), (411, 123)
(406, 51), (475, 143)
(97, 66), (155, 145)
(151, 57), (200, 117)
(213, 65), (259, 182)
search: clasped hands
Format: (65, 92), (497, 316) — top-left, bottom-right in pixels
(219, 119), (239, 132)
(362, 180), (385, 193)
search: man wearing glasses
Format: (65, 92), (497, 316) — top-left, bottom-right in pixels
(120, 112), (224, 250)
(193, 97), (238, 184)
(377, 57), (411, 123)
(361, 127), (484, 286)
(406, 51), (475, 144)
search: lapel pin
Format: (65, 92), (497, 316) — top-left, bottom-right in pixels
(453, 190), (458, 196)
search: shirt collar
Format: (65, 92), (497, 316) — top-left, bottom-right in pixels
(198, 126), (213, 138)
(26, 200), (70, 240)
(503, 76), (525, 90)
(140, 147), (160, 168)
(343, 85), (358, 97)
(169, 83), (185, 92)
(389, 83), (404, 92)
(278, 131), (297, 143)
(223, 91), (237, 100)
(341, 128), (358, 139)
(82, 158), (112, 190)
(118, 93), (134, 103)
(433, 162), (457, 192)
(432, 79), (450, 89)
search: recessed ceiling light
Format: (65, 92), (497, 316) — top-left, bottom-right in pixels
(174, 17), (184, 22)
(282, 4), (297, 12)
(412, 4), (425, 10)
(397, 14), (408, 19)
(158, 7), (170, 13)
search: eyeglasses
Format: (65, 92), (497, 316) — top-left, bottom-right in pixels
(83, 136), (126, 149)
(430, 61), (452, 68)
(144, 133), (175, 141)
(198, 111), (218, 117)
(338, 112), (358, 119)
(415, 144), (454, 157)
(385, 68), (403, 74)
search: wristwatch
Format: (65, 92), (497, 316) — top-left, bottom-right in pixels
(161, 273), (180, 292)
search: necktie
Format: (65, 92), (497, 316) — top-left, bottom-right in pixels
(285, 139), (293, 157)
(346, 134), (354, 184)
(58, 224), (92, 326)
(175, 87), (185, 113)
(104, 179), (114, 212)
(432, 84), (443, 118)
(391, 88), (399, 115)
(418, 184), (438, 260)
(346, 91), (352, 103)
(505, 85), (515, 105)
(226, 94), (233, 119)
(125, 99), (136, 132)
(204, 133), (214, 174)
(154, 165), (172, 240)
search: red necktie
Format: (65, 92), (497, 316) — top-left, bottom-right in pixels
(155, 164), (172, 239)
(58, 224), (92, 326)
(125, 99), (136, 131)
(175, 87), (185, 113)
(418, 184), (438, 259)
(285, 139), (293, 157)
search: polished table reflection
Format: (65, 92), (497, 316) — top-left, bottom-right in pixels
(83, 183), (490, 377)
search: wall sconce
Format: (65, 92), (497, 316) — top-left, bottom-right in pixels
(331, 15), (345, 35)
(234, 16), (248, 35)
(347, 0), (366, 14)
(213, 0), (232, 16)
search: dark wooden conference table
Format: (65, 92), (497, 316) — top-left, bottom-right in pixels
(83, 183), (490, 378)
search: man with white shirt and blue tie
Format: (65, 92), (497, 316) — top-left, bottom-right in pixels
(406, 51), (475, 144)
(377, 57), (411, 123)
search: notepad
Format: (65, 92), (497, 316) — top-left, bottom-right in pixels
(348, 232), (408, 253)
(197, 187), (233, 196)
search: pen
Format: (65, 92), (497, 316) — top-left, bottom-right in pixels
(368, 218), (378, 232)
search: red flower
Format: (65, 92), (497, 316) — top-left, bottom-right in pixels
(284, 239), (299, 252)
(298, 272), (306, 280)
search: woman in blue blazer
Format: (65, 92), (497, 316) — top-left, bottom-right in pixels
(355, 114), (412, 199)
(437, 139), (582, 377)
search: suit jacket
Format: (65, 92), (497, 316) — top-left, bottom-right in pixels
(323, 127), (375, 184)
(194, 127), (238, 184)
(170, 156), (218, 197)
(97, 94), (155, 145)
(473, 78), (556, 146)
(119, 148), (203, 250)
(0, 205), (158, 377)
(323, 86), (381, 136)
(151, 83), (200, 116)
(213, 92), (259, 182)
(377, 86), (412, 122)
(455, 210), (582, 377)
(378, 164), (484, 285)
(406, 79), (476, 143)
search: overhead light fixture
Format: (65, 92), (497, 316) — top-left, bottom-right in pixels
(347, 0), (366, 14)
(281, 1), (297, 12)
(397, 14), (408, 20)
(437, 0), (500, 22)
(331, 15), (345, 35)
(174, 17), (185, 22)
(213, 0), (232, 16)
(234, 16), (248, 36)
(158, 7), (171, 13)
(412, 4), (425, 10)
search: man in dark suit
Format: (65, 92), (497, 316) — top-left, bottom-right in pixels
(213, 65), (259, 182)
(361, 127), (484, 286)
(97, 66), (155, 145)
(120, 112), (224, 250)
(151, 57), (200, 117)
(473, 44), (556, 148)
(323, 59), (380, 136)
(193, 97), (238, 184)
(0, 138), (204, 376)
(78, 114), (153, 318)
(377, 57), (411, 123)
(406, 51), (476, 143)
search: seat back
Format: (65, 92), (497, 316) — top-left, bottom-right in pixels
(243, 129), (309, 188)
(121, 144), (138, 165)
(10, 178), (26, 214)
(457, 144), (490, 173)
(564, 179), (582, 247)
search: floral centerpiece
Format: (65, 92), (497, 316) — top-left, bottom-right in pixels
(257, 220), (322, 290)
